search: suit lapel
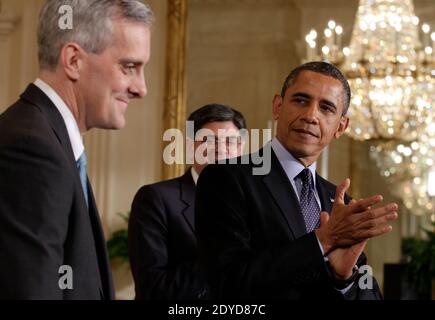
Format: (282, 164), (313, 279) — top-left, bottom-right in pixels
(316, 174), (335, 214)
(20, 84), (77, 168)
(262, 150), (307, 239)
(87, 182), (115, 300)
(22, 84), (90, 208)
(179, 170), (196, 234)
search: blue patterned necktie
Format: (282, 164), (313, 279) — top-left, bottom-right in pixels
(76, 152), (89, 207)
(297, 168), (320, 233)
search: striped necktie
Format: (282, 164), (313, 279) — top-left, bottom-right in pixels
(297, 168), (320, 233)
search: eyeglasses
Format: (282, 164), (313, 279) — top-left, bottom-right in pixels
(200, 135), (243, 148)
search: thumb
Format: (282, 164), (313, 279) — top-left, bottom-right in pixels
(335, 178), (350, 205)
(319, 211), (330, 226)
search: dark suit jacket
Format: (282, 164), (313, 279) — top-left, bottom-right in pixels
(0, 84), (114, 300)
(129, 170), (208, 299)
(195, 147), (382, 300)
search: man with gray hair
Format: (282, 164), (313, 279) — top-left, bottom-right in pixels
(0, 0), (154, 299)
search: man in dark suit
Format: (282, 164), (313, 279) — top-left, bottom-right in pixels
(129, 104), (247, 299)
(0, 0), (154, 299)
(195, 61), (399, 299)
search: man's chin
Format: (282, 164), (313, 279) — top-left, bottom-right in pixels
(99, 118), (126, 130)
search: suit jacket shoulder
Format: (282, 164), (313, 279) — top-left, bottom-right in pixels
(129, 170), (207, 299)
(0, 84), (114, 299)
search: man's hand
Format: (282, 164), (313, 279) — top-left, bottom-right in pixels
(315, 178), (398, 255)
(319, 211), (367, 280)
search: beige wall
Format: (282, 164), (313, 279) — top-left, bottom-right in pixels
(187, 0), (300, 132)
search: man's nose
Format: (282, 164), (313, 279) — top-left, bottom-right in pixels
(129, 73), (147, 98)
(301, 103), (319, 123)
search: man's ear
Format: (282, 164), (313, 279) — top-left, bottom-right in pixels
(59, 43), (84, 81)
(272, 94), (283, 121)
(334, 116), (349, 139)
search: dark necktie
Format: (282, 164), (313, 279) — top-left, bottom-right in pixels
(77, 151), (89, 207)
(297, 168), (320, 233)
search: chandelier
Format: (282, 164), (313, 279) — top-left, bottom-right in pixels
(304, 0), (434, 222)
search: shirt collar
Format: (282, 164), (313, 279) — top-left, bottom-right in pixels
(34, 78), (84, 161)
(271, 137), (317, 187)
(191, 166), (199, 185)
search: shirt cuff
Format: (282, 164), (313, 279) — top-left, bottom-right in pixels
(315, 233), (326, 257)
(315, 233), (356, 294)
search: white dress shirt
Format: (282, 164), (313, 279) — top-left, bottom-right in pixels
(34, 78), (84, 161)
(191, 166), (199, 185)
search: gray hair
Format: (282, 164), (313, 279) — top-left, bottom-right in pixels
(38, 0), (154, 71)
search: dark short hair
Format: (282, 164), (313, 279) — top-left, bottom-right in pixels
(280, 61), (351, 115)
(188, 104), (247, 135)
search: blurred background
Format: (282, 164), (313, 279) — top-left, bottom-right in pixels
(0, 0), (433, 299)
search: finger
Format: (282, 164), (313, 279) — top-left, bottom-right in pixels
(358, 211), (398, 230)
(358, 203), (399, 222)
(361, 224), (393, 239)
(349, 195), (384, 212)
(334, 178), (350, 205)
(319, 211), (330, 226)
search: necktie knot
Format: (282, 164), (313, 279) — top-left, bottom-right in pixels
(298, 168), (313, 188)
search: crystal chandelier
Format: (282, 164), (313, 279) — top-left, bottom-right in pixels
(304, 0), (434, 224)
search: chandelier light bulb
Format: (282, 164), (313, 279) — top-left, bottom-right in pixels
(422, 23), (430, 33)
(328, 20), (336, 29)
